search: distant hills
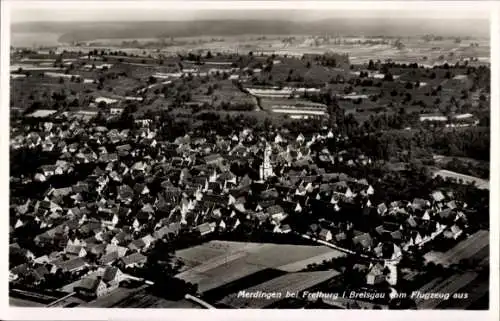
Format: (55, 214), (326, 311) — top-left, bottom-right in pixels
(11, 18), (489, 44)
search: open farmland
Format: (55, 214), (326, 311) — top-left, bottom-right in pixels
(103, 289), (202, 309)
(432, 170), (489, 190)
(175, 241), (345, 293)
(423, 230), (489, 267)
(9, 297), (45, 307)
(175, 240), (266, 268)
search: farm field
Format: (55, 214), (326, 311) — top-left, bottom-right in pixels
(9, 296), (45, 307)
(175, 241), (345, 293)
(175, 240), (267, 268)
(423, 230), (489, 267)
(432, 169), (489, 190)
(106, 289), (202, 308)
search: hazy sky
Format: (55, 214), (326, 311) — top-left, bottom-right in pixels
(9, 1), (490, 23)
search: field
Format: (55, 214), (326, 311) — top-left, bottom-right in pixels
(9, 296), (45, 307)
(218, 270), (340, 308)
(432, 170), (489, 190)
(81, 285), (200, 308)
(423, 230), (489, 267)
(175, 240), (266, 268)
(175, 241), (345, 293)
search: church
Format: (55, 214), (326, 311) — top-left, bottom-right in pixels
(259, 143), (274, 181)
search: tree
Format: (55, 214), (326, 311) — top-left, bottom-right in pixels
(148, 76), (157, 84)
(368, 59), (375, 70)
(384, 73), (394, 81)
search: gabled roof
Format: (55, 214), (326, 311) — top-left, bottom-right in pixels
(319, 228), (332, 237)
(266, 205), (284, 215)
(118, 185), (134, 199)
(154, 222), (181, 239)
(196, 222), (214, 234)
(431, 191), (445, 202)
(353, 232), (373, 249)
(102, 266), (121, 283)
(368, 263), (384, 276)
(204, 153), (223, 163)
(128, 239), (146, 250)
(57, 257), (87, 271)
(65, 245), (84, 255)
(76, 277), (101, 291)
(121, 252), (147, 266)
(99, 251), (119, 265)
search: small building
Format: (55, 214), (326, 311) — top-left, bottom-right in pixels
(74, 277), (109, 298)
(318, 229), (333, 242)
(120, 252), (147, 268)
(366, 263), (385, 285)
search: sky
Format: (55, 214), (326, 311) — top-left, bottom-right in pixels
(9, 1), (491, 23)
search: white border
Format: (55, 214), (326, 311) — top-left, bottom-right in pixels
(7, 0), (494, 12)
(1, 1), (498, 321)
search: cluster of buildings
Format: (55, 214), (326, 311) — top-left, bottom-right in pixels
(9, 111), (476, 301)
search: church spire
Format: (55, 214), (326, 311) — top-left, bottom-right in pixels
(259, 142), (274, 181)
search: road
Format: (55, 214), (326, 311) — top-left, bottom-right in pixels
(296, 233), (402, 264)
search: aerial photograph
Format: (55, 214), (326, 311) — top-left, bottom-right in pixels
(7, 2), (491, 310)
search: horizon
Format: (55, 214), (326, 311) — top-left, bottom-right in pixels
(9, 1), (490, 24)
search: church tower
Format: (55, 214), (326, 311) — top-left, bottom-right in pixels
(259, 143), (274, 181)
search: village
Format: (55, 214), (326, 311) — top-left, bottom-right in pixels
(9, 100), (489, 308)
(7, 23), (491, 309)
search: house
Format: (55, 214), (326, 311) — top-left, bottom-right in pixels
(111, 231), (133, 246)
(196, 222), (216, 236)
(35, 200), (62, 214)
(105, 244), (128, 258)
(444, 225), (463, 240)
(99, 251), (119, 265)
(65, 245), (87, 258)
(141, 234), (157, 249)
(9, 263), (30, 281)
(74, 277), (109, 298)
(377, 203), (388, 216)
(30, 265), (50, 285)
(412, 198), (428, 211)
(117, 185), (135, 203)
(86, 243), (107, 257)
(110, 108), (124, 115)
(335, 231), (347, 242)
(40, 164), (57, 177)
(366, 263), (385, 285)
(275, 224), (292, 234)
(34, 255), (51, 265)
(353, 232), (374, 251)
(318, 229), (333, 242)
(154, 223), (181, 239)
(204, 154), (224, 165)
(431, 191), (446, 203)
(52, 257), (87, 273)
(127, 239), (146, 252)
(120, 253), (147, 268)
(267, 205), (286, 222)
(102, 266), (127, 284)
